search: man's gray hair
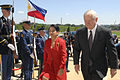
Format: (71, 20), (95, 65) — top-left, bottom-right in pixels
(84, 10), (98, 19)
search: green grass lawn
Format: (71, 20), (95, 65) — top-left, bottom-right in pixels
(112, 30), (120, 37)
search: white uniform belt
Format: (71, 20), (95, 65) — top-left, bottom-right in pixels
(27, 44), (33, 46)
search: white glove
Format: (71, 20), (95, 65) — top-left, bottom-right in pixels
(30, 53), (34, 59)
(7, 44), (15, 51)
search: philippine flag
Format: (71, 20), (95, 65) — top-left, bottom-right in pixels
(27, 0), (47, 21)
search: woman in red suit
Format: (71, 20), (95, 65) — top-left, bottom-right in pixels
(39, 24), (67, 80)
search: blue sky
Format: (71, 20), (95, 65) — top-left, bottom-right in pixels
(0, 0), (120, 25)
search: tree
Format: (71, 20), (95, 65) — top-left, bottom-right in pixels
(67, 26), (70, 32)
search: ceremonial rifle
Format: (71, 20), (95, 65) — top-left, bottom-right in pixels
(11, 0), (18, 76)
(11, 0), (18, 57)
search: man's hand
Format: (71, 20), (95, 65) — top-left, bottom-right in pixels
(74, 64), (80, 74)
(110, 69), (117, 78)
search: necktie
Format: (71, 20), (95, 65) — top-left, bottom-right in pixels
(6, 19), (9, 23)
(89, 30), (93, 50)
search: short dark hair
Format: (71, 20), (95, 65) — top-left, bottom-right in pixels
(49, 24), (60, 32)
(38, 27), (45, 31)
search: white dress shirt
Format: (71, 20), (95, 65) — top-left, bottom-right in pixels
(88, 24), (97, 41)
(3, 16), (8, 21)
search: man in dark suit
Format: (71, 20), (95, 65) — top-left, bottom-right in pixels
(73, 10), (118, 80)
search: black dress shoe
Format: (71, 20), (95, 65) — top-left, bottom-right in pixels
(66, 70), (70, 72)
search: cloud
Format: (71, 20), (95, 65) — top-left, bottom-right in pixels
(17, 11), (25, 14)
(65, 13), (70, 16)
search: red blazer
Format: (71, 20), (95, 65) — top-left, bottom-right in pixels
(39, 37), (67, 80)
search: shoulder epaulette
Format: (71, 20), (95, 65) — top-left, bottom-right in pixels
(0, 39), (7, 45)
(20, 33), (23, 37)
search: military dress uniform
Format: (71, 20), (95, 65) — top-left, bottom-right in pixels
(37, 27), (47, 77)
(0, 4), (14, 80)
(63, 35), (70, 72)
(20, 25), (33, 80)
(36, 35), (45, 76)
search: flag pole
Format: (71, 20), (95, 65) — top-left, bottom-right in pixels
(32, 16), (36, 79)
(27, 0), (47, 78)
(27, 0), (37, 78)
(27, 0), (29, 20)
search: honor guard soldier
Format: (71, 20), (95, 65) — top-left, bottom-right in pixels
(63, 33), (70, 72)
(0, 4), (16, 80)
(37, 27), (47, 77)
(20, 20), (34, 80)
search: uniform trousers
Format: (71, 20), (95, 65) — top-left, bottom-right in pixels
(38, 53), (44, 77)
(66, 50), (69, 70)
(2, 51), (13, 80)
(22, 55), (33, 80)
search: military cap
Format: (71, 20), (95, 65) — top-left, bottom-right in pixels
(23, 20), (31, 24)
(34, 32), (38, 34)
(38, 27), (45, 31)
(0, 4), (12, 11)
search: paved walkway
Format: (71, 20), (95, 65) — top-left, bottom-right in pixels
(67, 57), (120, 80)
(0, 57), (120, 80)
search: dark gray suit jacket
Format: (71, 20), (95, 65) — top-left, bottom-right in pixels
(73, 25), (118, 77)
